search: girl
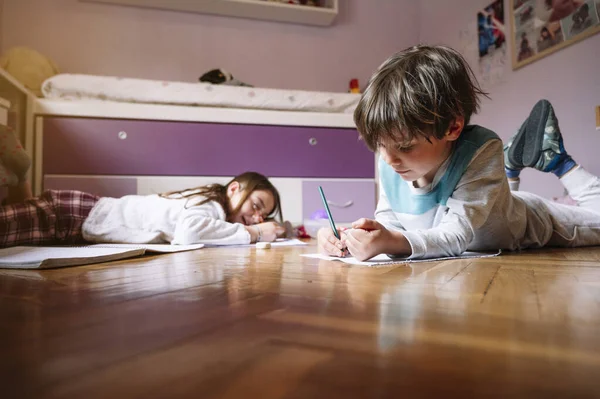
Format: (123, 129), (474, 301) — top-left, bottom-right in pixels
(0, 127), (285, 248)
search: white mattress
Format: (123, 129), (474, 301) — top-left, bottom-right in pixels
(41, 74), (361, 114)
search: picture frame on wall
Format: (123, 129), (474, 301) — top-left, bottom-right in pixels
(477, 0), (507, 86)
(510, 0), (600, 69)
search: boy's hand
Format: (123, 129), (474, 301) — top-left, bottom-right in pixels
(317, 226), (348, 257)
(344, 218), (410, 261)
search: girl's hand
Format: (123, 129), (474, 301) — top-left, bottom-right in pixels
(344, 218), (411, 261)
(317, 226), (348, 257)
(249, 221), (285, 242)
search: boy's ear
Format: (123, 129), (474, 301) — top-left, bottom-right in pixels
(445, 116), (465, 142)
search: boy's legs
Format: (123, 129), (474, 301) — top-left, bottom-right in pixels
(559, 166), (600, 211)
(504, 99), (600, 212)
(504, 99), (600, 247)
(536, 195), (600, 248)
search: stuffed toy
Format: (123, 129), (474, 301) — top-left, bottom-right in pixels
(199, 69), (253, 87)
(0, 47), (60, 97)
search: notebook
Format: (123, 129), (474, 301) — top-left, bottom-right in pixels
(301, 250), (502, 266)
(0, 243), (205, 270)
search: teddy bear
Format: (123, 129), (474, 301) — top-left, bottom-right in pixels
(0, 47), (60, 97)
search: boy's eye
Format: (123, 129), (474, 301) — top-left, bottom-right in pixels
(397, 146), (414, 153)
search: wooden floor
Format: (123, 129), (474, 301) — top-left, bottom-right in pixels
(2, 242), (600, 398)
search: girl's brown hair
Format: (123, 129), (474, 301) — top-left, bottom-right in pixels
(160, 172), (283, 223)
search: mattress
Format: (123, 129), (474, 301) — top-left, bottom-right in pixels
(41, 74), (361, 114)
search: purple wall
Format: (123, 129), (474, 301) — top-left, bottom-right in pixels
(2, 0), (420, 93)
(419, 0), (600, 199)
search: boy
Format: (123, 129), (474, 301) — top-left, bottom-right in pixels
(318, 45), (600, 261)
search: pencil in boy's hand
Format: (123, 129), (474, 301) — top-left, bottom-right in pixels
(318, 186), (341, 240)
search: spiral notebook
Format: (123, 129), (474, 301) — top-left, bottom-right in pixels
(0, 243), (205, 270)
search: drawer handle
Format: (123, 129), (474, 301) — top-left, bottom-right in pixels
(118, 131), (128, 140)
(308, 137), (317, 146)
(327, 200), (353, 208)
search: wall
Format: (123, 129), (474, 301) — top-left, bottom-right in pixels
(419, 0), (600, 199)
(1, 0), (419, 92)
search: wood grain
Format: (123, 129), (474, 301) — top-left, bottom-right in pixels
(1, 243), (600, 398)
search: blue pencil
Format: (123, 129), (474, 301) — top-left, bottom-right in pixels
(318, 186), (340, 240)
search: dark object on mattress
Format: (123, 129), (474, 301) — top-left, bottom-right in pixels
(199, 69), (253, 87)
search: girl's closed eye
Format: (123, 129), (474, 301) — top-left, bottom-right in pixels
(252, 202), (266, 218)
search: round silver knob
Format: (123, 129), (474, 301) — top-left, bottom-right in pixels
(118, 131), (128, 140)
(309, 137), (317, 146)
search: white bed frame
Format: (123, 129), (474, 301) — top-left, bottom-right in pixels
(35, 98), (355, 127)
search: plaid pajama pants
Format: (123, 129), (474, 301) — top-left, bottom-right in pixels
(0, 190), (100, 248)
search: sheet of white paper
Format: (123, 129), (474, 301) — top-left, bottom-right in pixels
(301, 250), (502, 266)
(205, 238), (308, 248)
(269, 239), (308, 247)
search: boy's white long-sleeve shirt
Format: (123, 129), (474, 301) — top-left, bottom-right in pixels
(82, 194), (251, 245)
(376, 127), (560, 259)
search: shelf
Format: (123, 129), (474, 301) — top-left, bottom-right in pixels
(81, 0), (339, 26)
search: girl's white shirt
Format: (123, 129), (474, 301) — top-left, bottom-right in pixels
(82, 193), (250, 245)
